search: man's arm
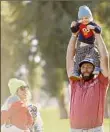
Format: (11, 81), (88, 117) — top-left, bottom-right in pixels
(108, 71), (110, 84)
(66, 34), (77, 78)
(95, 34), (109, 77)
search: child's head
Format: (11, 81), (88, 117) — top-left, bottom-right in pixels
(78, 5), (93, 24)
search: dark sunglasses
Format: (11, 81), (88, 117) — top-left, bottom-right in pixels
(19, 85), (29, 91)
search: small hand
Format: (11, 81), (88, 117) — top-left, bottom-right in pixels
(87, 25), (95, 30)
(71, 21), (77, 27)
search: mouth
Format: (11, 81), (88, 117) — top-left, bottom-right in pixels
(83, 72), (90, 76)
(23, 94), (27, 97)
(82, 21), (88, 24)
(81, 72), (94, 81)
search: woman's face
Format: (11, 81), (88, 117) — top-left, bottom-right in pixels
(17, 86), (29, 100)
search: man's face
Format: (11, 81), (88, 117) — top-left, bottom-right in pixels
(80, 63), (94, 81)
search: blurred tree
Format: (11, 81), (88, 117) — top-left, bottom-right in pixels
(1, 13), (30, 103)
(1, 15), (16, 103)
(1, 1), (41, 104)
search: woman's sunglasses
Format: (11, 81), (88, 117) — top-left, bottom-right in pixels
(19, 85), (29, 91)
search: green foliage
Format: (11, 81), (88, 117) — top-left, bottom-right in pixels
(40, 107), (110, 132)
(42, 67), (65, 97)
(1, 1), (110, 103)
(94, 1), (110, 27)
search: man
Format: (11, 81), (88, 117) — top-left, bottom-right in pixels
(66, 32), (109, 132)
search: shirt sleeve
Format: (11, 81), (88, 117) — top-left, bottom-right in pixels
(90, 22), (101, 33)
(69, 77), (77, 85)
(98, 73), (109, 89)
(69, 77), (77, 96)
(70, 23), (80, 33)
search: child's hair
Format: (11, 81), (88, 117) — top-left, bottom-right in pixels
(78, 5), (93, 21)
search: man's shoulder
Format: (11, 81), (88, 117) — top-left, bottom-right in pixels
(96, 73), (109, 86)
(69, 77), (81, 85)
(97, 72), (108, 79)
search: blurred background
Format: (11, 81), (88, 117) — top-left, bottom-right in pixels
(1, 0), (110, 132)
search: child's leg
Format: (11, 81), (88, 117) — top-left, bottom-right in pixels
(91, 46), (100, 67)
(89, 45), (100, 74)
(73, 41), (91, 76)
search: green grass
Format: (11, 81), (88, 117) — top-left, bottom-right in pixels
(40, 107), (110, 132)
(104, 119), (110, 132)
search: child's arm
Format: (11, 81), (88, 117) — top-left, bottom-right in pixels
(70, 21), (80, 33)
(93, 22), (101, 33)
(87, 22), (101, 33)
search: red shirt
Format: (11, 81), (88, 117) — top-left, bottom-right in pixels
(1, 101), (34, 130)
(69, 73), (109, 129)
(79, 23), (94, 38)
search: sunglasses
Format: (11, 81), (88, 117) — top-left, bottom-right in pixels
(19, 85), (29, 91)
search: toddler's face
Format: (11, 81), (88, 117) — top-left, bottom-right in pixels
(81, 17), (90, 24)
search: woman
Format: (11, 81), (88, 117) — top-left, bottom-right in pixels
(1, 78), (43, 132)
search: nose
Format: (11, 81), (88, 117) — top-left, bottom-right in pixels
(83, 67), (88, 71)
(82, 68), (89, 74)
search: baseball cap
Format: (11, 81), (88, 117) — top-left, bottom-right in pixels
(79, 58), (95, 68)
(8, 78), (27, 95)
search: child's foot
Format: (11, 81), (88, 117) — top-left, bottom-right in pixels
(93, 67), (102, 75)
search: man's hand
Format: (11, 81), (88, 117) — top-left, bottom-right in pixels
(71, 21), (77, 27)
(87, 25), (95, 30)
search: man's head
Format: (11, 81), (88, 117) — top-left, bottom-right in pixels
(79, 58), (95, 81)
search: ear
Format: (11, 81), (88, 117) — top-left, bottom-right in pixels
(78, 67), (81, 75)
